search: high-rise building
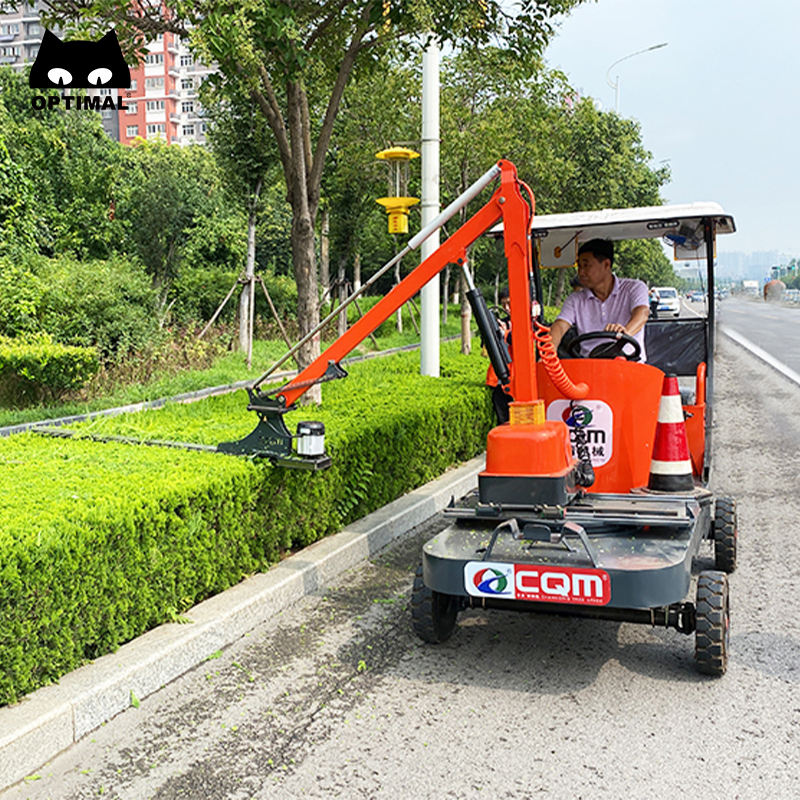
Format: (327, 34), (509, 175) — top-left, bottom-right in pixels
(119, 30), (213, 146)
(0, 0), (46, 66)
(0, 2), (213, 146)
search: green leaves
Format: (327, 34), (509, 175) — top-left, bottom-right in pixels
(0, 342), (492, 706)
(0, 333), (99, 405)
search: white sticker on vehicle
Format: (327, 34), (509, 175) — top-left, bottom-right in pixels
(546, 399), (614, 467)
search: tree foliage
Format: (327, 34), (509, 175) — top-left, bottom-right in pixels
(38, 0), (588, 390)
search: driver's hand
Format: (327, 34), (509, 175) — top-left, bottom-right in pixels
(603, 323), (627, 334)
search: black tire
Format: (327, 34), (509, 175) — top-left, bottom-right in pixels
(714, 496), (738, 573)
(411, 563), (458, 643)
(695, 570), (730, 676)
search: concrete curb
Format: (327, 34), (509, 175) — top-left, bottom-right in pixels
(0, 454), (484, 791)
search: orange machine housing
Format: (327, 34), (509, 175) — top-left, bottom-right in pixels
(535, 358), (664, 494)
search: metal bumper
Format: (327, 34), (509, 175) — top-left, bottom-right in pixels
(423, 490), (712, 610)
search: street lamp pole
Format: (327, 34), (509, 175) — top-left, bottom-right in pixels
(605, 42), (667, 113)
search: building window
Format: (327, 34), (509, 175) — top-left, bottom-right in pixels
(98, 88), (112, 96)
(0, 24), (20, 36)
(27, 23), (40, 37)
(181, 78), (193, 90)
(126, 101), (137, 113)
(181, 101), (194, 114)
(155, 33), (164, 42)
(146, 123), (166, 136)
(182, 124), (195, 136)
(145, 52), (164, 65)
(145, 77), (164, 89)
(101, 109), (113, 119)
(180, 54), (193, 66)
(126, 126), (138, 137)
(130, 79), (137, 90)
(199, 122), (207, 133)
(146, 100), (165, 111)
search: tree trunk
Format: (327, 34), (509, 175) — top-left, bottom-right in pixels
(395, 258), (403, 333)
(337, 258), (347, 338)
(459, 268), (471, 355)
(320, 207), (330, 299)
(441, 265), (449, 325)
(291, 209), (322, 404)
(353, 250), (361, 292)
(554, 268), (567, 309)
(239, 180), (261, 358)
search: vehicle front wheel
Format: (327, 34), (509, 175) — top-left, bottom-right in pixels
(714, 496), (738, 573)
(694, 570), (730, 676)
(411, 563), (459, 643)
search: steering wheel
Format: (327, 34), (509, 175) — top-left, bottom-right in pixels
(566, 330), (641, 361)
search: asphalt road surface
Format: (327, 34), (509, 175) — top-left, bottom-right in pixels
(716, 296), (800, 376)
(5, 335), (800, 800)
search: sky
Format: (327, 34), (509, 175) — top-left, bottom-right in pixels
(543, 0), (799, 258)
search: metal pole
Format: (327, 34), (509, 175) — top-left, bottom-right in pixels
(704, 218), (715, 481)
(605, 43), (667, 114)
(420, 37), (440, 377)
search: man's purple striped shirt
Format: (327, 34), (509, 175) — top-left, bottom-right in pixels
(557, 276), (649, 360)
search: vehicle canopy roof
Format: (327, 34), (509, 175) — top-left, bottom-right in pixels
(490, 201), (736, 267)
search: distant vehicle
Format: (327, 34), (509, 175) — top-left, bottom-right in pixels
(653, 286), (680, 317)
(690, 290), (704, 302)
(764, 279), (785, 302)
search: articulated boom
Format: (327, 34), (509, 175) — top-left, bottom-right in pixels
(219, 160), (559, 469)
(279, 160), (538, 409)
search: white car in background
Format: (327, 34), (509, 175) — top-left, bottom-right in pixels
(653, 286), (681, 317)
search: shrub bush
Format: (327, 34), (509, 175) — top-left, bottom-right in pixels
(169, 267), (299, 326)
(32, 254), (161, 360)
(0, 260), (43, 337)
(0, 343), (493, 705)
(0, 333), (99, 406)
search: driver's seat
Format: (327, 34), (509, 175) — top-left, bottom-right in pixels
(536, 358), (663, 494)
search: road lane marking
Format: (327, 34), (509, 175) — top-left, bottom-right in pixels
(721, 326), (800, 389)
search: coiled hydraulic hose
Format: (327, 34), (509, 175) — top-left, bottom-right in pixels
(533, 321), (589, 400)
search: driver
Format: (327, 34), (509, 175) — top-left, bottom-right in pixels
(549, 239), (649, 361)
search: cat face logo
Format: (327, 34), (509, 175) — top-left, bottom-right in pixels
(29, 29), (131, 89)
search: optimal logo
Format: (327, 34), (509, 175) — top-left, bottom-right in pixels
(29, 29), (131, 112)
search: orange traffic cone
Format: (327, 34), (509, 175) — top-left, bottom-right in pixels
(648, 374), (694, 492)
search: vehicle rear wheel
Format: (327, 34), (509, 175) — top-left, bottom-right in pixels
(714, 496), (738, 573)
(411, 563), (459, 643)
(694, 571), (730, 676)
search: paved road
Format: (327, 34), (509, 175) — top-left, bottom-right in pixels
(5, 336), (800, 800)
(716, 296), (800, 375)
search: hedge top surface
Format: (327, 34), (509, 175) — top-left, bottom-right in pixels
(65, 342), (488, 446)
(0, 433), (257, 545)
(0, 344), (487, 544)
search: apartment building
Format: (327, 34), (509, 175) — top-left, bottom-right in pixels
(119, 31), (213, 146)
(0, 2), (213, 146)
(0, 1), (45, 65)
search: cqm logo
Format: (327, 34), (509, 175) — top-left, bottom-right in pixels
(465, 561), (610, 606)
(464, 562), (514, 597)
(547, 399), (614, 467)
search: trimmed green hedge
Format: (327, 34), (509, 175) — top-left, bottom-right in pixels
(0, 343), (493, 705)
(0, 334), (99, 406)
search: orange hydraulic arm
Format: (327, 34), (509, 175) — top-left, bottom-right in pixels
(276, 160), (538, 409)
(218, 159), (588, 470)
